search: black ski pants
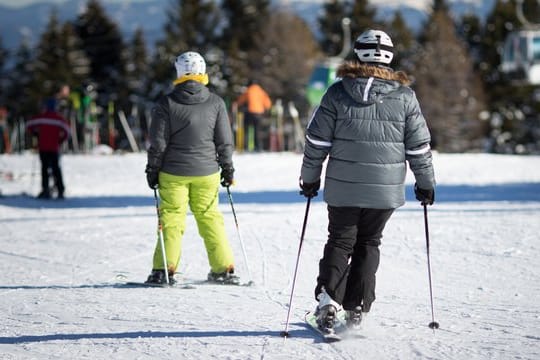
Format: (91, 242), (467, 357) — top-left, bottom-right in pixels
(39, 151), (64, 196)
(315, 205), (394, 312)
(244, 112), (263, 151)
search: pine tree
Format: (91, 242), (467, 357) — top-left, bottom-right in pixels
(458, 12), (483, 66)
(219, 0), (271, 98)
(220, 0), (269, 52)
(59, 21), (91, 88)
(74, 0), (126, 96)
(151, 0), (220, 97)
(412, 0), (487, 152)
(5, 39), (36, 118)
(125, 27), (149, 97)
(479, 0), (517, 84)
(256, 10), (320, 113)
(0, 36), (8, 105)
(385, 11), (415, 69)
(348, 0), (378, 39)
(318, 0), (348, 57)
(31, 9), (70, 102)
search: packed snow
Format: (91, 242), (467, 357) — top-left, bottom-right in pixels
(1, 151), (539, 359)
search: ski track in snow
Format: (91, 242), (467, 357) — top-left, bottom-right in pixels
(1, 152), (539, 359)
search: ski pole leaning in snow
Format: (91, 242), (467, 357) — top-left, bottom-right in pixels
(280, 196), (312, 338)
(226, 186), (253, 285)
(154, 188), (170, 285)
(423, 203), (439, 330)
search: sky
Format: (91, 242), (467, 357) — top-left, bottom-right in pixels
(0, 151), (539, 359)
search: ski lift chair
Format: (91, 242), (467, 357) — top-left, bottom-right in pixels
(501, 30), (540, 85)
(306, 18), (351, 108)
(306, 58), (341, 108)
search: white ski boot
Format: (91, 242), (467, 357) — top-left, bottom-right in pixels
(315, 289), (341, 334)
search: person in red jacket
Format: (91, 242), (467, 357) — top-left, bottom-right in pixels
(27, 98), (70, 199)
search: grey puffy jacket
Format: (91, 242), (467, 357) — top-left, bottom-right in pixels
(147, 80), (234, 176)
(301, 62), (435, 209)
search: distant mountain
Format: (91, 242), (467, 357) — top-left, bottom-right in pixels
(0, 0), (496, 54)
(0, 0), (166, 52)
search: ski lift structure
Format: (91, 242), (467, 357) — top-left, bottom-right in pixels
(501, 0), (540, 85)
(306, 18), (351, 107)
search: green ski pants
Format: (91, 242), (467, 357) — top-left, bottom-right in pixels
(152, 171), (235, 274)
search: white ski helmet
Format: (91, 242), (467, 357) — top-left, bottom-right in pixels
(174, 51), (206, 78)
(354, 29), (394, 65)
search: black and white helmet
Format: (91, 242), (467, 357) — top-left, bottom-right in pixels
(354, 29), (394, 65)
(174, 51), (206, 78)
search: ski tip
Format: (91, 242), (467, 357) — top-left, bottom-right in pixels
(245, 280), (255, 287)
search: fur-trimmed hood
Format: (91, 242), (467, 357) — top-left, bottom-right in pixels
(337, 61), (411, 85)
(336, 61), (412, 105)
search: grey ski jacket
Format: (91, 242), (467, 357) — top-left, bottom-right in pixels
(147, 80), (234, 176)
(301, 62), (435, 209)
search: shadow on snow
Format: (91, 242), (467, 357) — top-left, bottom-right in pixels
(0, 330), (287, 345)
(1, 182), (540, 209)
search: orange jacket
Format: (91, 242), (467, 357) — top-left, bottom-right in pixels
(236, 84), (272, 114)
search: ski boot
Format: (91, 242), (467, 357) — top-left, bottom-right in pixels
(145, 269), (176, 285)
(315, 289), (340, 334)
(316, 304), (338, 334)
(207, 267), (240, 285)
(345, 306), (363, 330)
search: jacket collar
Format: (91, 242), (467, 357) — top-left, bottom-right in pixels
(337, 61), (411, 85)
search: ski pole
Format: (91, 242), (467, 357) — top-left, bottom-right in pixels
(226, 185), (253, 285)
(423, 203), (439, 330)
(280, 196), (312, 338)
(154, 188), (170, 285)
(29, 152), (37, 195)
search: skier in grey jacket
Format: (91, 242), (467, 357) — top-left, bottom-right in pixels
(145, 51), (238, 285)
(299, 29), (436, 332)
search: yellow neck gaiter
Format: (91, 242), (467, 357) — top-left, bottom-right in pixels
(173, 74), (209, 86)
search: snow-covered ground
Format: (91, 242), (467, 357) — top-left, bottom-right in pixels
(1, 151), (539, 359)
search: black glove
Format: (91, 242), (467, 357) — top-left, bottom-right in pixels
(415, 183), (434, 205)
(299, 178), (320, 198)
(145, 166), (159, 189)
(220, 165), (234, 187)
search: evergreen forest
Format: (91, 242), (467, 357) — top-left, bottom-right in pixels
(0, 0), (539, 154)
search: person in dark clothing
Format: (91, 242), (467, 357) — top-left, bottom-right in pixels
(299, 29), (436, 333)
(27, 98), (70, 199)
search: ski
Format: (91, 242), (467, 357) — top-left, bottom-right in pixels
(188, 279), (255, 287)
(305, 311), (345, 342)
(114, 274), (253, 288)
(121, 281), (196, 289)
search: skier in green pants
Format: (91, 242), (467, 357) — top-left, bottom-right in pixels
(145, 51), (238, 285)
